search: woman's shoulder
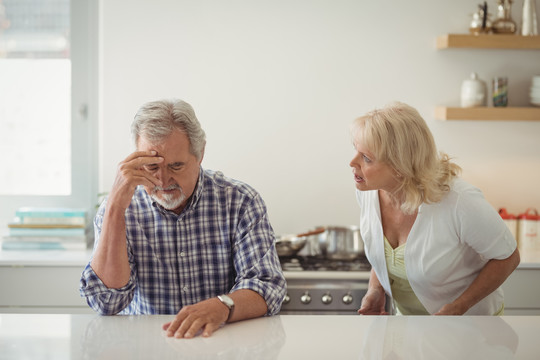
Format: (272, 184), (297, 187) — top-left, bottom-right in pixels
(424, 178), (484, 212)
(450, 177), (480, 193)
(442, 178), (494, 217)
(447, 178), (485, 202)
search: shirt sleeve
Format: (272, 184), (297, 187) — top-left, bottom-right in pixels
(229, 193), (287, 315)
(455, 185), (517, 260)
(79, 201), (138, 315)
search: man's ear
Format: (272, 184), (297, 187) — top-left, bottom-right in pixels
(198, 144), (205, 165)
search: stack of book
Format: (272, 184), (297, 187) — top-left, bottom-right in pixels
(2, 207), (91, 250)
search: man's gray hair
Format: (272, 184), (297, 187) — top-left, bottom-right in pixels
(131, 99), (206, 160)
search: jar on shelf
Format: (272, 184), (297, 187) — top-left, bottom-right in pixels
(492, 77), (509, 107)
(492, 0), (517, 34)
(461, 73), (487, 107)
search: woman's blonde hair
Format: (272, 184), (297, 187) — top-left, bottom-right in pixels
(352, 101), (461, 214)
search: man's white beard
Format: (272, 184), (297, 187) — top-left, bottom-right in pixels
(151, 184), (186, 210)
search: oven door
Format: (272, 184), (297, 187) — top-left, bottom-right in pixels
(279, 278), (368, 315)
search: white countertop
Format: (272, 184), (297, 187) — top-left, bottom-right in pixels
(0, 314), (538, 359)
(1, 248), (539, 269)
(0, 249), (92, 266)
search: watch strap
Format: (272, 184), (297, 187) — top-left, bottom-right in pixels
(217, 294), (235, 322)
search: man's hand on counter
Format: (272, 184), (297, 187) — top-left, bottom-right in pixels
(162, 297), (229, 339)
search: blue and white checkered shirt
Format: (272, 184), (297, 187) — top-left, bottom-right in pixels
(80, 168), (286, 315)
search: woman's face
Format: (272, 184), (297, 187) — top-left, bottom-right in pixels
(349, 132), (400, 193)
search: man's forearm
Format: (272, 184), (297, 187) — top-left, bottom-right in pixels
(224, 289), (268, 322)
(90, 205), (131, 289)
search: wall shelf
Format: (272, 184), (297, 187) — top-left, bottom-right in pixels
(434, 106), (540, 121)
(436, 34), (540, 49)
(436, 34), (540, 121)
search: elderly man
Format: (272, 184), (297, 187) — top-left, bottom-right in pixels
(80, 99), (286, 338)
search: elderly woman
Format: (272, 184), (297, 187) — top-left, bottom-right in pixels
(350, 101), (519, 315)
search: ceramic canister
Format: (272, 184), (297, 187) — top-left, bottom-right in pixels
(461, 72), (487, 107)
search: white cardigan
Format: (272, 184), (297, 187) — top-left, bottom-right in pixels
(356, 178), (517, 315)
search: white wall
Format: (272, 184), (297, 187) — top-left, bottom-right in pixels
(99, 0), (540, 235)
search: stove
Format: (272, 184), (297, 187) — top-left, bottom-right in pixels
(279, 256), (371, 315)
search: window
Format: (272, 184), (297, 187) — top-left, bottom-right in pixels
(0, 0), (97, 228)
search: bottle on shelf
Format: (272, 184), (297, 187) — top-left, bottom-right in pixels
(522, 0), (539, 36)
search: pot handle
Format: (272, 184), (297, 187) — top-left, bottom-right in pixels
(296, 227), (326, 238)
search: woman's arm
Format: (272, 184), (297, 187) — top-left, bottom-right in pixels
(435, 248), (520, 315)
(358, 268), (390, 315)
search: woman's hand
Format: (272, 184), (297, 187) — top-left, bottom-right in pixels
(358, 269), (389, 315)
(358, 288), (389, 315)
(434, 302), (466, 315)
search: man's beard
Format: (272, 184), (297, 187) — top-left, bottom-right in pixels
(151, 184), (186, 210)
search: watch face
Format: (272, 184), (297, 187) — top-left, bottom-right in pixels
(219, 295), (234, 309)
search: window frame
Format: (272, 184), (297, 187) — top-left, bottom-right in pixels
(0, 0), (99, 231)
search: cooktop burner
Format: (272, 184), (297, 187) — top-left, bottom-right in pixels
(279, 256), (371, 272)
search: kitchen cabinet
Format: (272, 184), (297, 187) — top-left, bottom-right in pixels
(501, 264), (540, 315)
(0, 250), (538, 314)
(0, 250), (93, 314)
(435, 34), (540, 121)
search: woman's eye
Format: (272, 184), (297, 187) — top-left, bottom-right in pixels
(363, 155), (372, 163)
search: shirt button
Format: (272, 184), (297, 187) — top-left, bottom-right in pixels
(183, 286), (188, 292)
(179, 251), (186, 257)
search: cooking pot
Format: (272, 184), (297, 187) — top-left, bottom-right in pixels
(276, 234), (306, 257)
(276, 228), (326, 257)
(317, 225), (364, 260)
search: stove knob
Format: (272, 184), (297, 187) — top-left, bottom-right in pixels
(321, 292), (333, 305)
(300, 291), (312, 305)
(342, 292), (354, 305)
(283, 294), (291, 304)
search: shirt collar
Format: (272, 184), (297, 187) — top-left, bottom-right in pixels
(189, 166), (205, 209)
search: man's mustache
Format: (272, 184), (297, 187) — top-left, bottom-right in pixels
(153, 184), (181, 192)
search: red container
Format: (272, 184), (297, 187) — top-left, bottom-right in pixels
(499, 208), (517, 240)
(517, 208), (540, 262)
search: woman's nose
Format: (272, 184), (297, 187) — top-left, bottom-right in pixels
(350, 153), (360, 168)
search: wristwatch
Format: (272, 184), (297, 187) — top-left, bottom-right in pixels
(217, 294), (235, 322)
